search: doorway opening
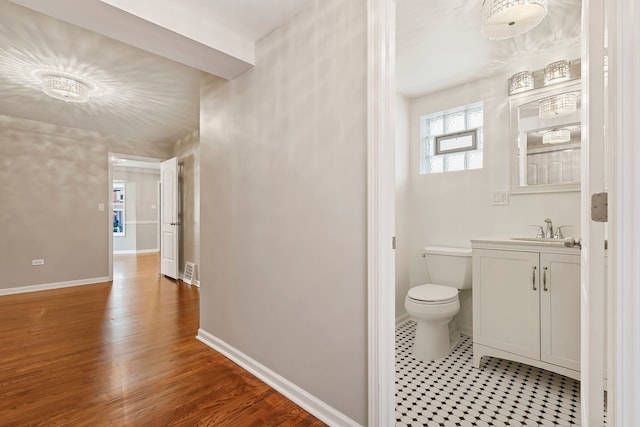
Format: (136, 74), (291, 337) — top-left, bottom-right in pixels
(108, 153), (163, 281)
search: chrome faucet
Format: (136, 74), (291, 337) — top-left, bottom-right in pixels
(544, 218), (554, 239)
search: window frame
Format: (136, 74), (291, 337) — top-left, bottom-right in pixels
(434, 129), (478, 155)
(420, 102), (484, 175)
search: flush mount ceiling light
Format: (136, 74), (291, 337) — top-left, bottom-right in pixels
(509, 71), (534, 95)
(34, 71), (94, 103)
(539, 93), (577, 118)
(481, 0), (548, 40)
(544, 60), (571, 85)
(542, 129), (571, 144)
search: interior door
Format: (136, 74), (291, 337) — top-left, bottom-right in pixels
(581, 0), (607, 424)
(160, 157), (179, 279)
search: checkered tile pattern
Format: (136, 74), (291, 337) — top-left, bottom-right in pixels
(396, 321), (585, 426)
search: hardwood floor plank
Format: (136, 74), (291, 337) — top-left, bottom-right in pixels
(0, 253), (325, 426)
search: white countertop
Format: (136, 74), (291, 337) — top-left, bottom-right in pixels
(470, 237), (581, 253)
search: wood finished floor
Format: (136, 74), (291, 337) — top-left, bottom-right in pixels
(0, 253), (325, 426)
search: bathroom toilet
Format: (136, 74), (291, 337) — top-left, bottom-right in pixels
(405, 246), (472, 361)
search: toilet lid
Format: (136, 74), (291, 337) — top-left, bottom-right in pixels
(408, 284), (458, 303)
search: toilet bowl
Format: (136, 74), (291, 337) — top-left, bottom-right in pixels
(405, 246), (472, 362)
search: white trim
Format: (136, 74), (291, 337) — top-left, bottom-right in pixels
(395, 313), (410, 327)
(612, 0), (640, 424)
(367, 0), (396, 426)
(458, 327), (473, 338)
(0, 277), (110, 296)
(196, 329), (360, 427)
(113, 249), (159, 255)
(581, 0), (607, 424)
(178, 273), (199, 286)
(124, 220), (158, 225)
(605, 0), (617, 423)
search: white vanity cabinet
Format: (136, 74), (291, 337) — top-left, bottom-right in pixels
(471, 240), (580, 380)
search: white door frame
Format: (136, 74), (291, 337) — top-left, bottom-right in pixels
(608, 0), (640, 425)
(581, 0), (606, 424)
(107, 152), (163, 280)
(366, 0), (640, 425)
(367, 0), (396, 425)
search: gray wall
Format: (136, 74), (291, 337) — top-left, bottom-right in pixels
(0, 115), (173, 290)
(113, 167), (160, 253)
(199, 0), (368, 423)
(174, 130), (200, 281)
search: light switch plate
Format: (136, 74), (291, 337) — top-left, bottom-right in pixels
(98, 203), (105, 212)
(492, 190), (509, 206)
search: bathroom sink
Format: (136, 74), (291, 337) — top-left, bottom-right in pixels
(510, 237), (565, 243)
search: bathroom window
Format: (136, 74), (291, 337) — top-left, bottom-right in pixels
(420, 102), (483, 174)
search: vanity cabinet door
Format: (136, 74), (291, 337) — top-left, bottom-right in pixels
(473, 249), (540, 360)
(540, 253), (581, 371)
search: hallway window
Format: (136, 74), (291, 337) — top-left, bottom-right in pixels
(420, 102), (483, 174)
(113, 181), (125, 236)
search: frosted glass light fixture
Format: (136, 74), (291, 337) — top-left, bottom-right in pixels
(544, 60), (571, 85)
(481, 0), (548, 40)
(542, 129), (571, 144)
(539, 93), (577, 118)
(509, 71), (534, 95)
(41, 73), (91, 103)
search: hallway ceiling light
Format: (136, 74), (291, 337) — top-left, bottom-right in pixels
(544, 60), (571, 85)
(509, 71), (534, 95)
(481, 0), (548, 40)
(40, 72), (93, 103)
(542, 129), (571, 144)
(539, 93), (577, 118)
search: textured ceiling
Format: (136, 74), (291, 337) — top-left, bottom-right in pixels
(1, 0), (583, 139)
(0, 1), (201, 144)
(0, 0), (313, 145)
(396, 0), (582, 97)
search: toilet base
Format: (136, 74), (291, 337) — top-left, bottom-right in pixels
(412, 318), (454, 362)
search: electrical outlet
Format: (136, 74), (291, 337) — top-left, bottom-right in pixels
(32, 259), (44, 266)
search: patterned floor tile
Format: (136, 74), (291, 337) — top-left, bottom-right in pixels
(395, 321), (588, 426)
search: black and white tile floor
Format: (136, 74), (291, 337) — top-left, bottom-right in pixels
(396, 321), (584, 426)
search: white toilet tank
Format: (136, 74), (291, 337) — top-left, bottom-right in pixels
(423, 246), (472, 289)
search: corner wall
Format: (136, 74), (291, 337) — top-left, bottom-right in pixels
(395, 94), (411, 323)
(198, 0), (368, 423)
(0, 115), (173, 291)
(174, 130), (200, 282)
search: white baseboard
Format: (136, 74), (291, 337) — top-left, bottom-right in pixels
(113, 249), (159, 255)
(395, 313), (410, 326)
(0, 276), (110, 296)
(459, 327), (473, 337)
(196, 329), (361, 427)
(178, 275), (200, 287)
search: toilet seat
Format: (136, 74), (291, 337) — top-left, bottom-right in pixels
(407, 284), (458, 305)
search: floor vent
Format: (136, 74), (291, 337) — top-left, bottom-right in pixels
(183, 262), (196, 285)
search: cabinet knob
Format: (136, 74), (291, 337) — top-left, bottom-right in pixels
(543, 266), (548, 291)
(532, 266), (537, 291)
